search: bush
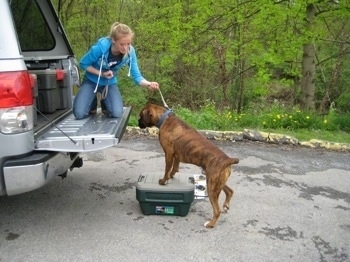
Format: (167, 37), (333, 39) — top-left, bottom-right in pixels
(127, 100), (349, 143)
(173, 102), (349, 133)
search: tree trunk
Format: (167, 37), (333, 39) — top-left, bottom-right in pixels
(318, 32), (346, 114)
(237, 58), (245, 114)
(300, 4), (316, 110)
(236, 21), (246, 114)
(214, 39), (229, 104)
(230, 18), (241, 111)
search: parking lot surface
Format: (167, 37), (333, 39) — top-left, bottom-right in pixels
(1, 135), (349, 262)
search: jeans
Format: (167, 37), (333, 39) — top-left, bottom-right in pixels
(73, 78), (123, 119)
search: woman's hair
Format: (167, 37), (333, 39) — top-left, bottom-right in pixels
(109, 22), (134, 41)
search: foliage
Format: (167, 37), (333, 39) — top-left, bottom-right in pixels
(174, 102), (350, 136)
(51, 0), (350, 120)
(128, 101), (350, 143)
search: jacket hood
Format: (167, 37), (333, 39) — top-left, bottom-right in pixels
(96, 37), (133, 58)
(96, 37), (112, 54)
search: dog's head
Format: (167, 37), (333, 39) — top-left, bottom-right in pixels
(138, 103), (167, 129)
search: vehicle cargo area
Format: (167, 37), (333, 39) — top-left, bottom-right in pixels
(29, 62), (131, 152)
(30, 64), (73, 134)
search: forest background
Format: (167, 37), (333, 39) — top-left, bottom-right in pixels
(53, 0), (350, 143)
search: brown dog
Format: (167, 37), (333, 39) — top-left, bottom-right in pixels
(138, 103), (239, 228)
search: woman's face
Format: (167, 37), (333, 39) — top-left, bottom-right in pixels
(114, 35), (132, 54)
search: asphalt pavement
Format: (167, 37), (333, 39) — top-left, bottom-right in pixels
(0, 134), (349, 262)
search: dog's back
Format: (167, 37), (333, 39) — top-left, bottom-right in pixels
(159, 114), (238, 170)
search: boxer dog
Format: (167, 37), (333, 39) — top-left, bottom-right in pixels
(138, 103), (239, 228)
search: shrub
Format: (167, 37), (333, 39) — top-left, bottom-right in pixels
(128, 100), (349, 137)
(174, 102), (349, 133)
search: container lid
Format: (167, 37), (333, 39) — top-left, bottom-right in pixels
(136, 172), (194, 192)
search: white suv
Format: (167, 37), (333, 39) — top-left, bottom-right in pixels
(0, 0), (131, 196)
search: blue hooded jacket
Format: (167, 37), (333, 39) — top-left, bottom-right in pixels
(79, 37), (145, 86)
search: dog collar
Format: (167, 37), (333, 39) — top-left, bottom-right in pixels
(156, 109), (174, 128)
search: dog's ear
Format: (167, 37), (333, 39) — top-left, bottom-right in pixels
(142, 108), (152, 124)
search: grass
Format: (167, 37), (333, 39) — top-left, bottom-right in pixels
(127, 103), (350, 144)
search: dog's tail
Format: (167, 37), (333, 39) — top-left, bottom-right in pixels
(225, 157), (239, 167)
(232, 157), (239, 164)
(220, 157), (239, 180)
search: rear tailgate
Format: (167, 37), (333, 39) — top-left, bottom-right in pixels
(34, 107), (131, 152)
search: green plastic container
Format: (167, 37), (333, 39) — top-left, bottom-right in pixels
(136, 172), (195, 216)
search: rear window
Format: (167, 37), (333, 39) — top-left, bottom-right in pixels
(11, 0), (55, 51)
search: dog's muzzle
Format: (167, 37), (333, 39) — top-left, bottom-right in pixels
(138, 118), (146, 129)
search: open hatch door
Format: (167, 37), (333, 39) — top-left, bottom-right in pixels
(34, 107), (131, 152)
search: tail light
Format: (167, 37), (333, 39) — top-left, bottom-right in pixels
(0, 71), (34, 133)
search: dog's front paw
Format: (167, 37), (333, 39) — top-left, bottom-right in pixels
(204, 221), (214, 228)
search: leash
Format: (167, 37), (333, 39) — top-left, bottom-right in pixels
(156, 88), (173, 128)
(158, 88), (169, 109)
(101, 81), (109, 99)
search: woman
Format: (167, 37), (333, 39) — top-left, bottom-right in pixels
(73, 22), (159, 119)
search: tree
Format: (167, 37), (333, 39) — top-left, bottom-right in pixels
(301, 3), (317, 110)
(51, 0), (350, 113)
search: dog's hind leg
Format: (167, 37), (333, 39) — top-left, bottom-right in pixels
(220, 166), (234, 213)
(222, 185), (234, 213)
(204, 190), (221, 228)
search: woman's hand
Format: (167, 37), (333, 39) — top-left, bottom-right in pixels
(147, 81), (159, 90)
(103, 70), (114, 79)
(139, 80), (159, 90)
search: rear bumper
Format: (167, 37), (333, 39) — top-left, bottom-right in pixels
(3, 151), (79, 196)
